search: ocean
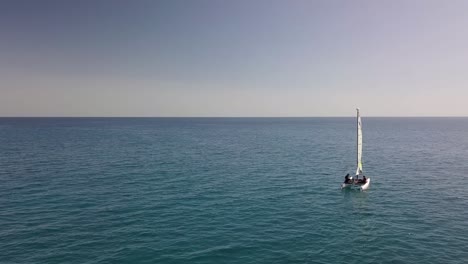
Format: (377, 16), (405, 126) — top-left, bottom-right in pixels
(1, 117), (467, 263)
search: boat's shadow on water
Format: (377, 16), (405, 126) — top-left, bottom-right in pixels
(340, 188), (370, 209)
(341, 187), (369, 195)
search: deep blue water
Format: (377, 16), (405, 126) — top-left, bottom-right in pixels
(1, 117), (468, 264)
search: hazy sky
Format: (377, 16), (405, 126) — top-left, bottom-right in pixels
(1, 0), (468, 117)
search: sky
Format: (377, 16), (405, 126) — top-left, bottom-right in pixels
(1, 0), (468, 117)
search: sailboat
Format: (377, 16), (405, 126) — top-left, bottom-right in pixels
(341, 108), (370, 191)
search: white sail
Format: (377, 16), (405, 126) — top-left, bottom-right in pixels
(355, 108), (363, 176)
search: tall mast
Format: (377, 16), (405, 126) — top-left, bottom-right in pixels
(356, 108), (359, 166)
(356, 108), (362, 176)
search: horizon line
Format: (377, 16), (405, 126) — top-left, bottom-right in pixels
(1, 116), (468, 118)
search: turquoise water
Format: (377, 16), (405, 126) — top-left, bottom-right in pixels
(1, 117), (468, 263)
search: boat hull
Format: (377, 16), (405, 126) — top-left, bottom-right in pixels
(360, 177), (370, 191)
(341, 177), (370, 191)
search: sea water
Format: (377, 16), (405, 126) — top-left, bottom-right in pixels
(1, 117), (467, 263)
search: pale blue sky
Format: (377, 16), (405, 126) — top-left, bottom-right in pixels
(1, 0), (468, 116)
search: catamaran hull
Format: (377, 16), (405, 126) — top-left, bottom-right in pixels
(360, 178), (370, 191)
(341, 178), (370, 191)
(341, 183), (353, 189)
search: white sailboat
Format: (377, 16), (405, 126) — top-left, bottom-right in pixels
(341, 108), (370, 191)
